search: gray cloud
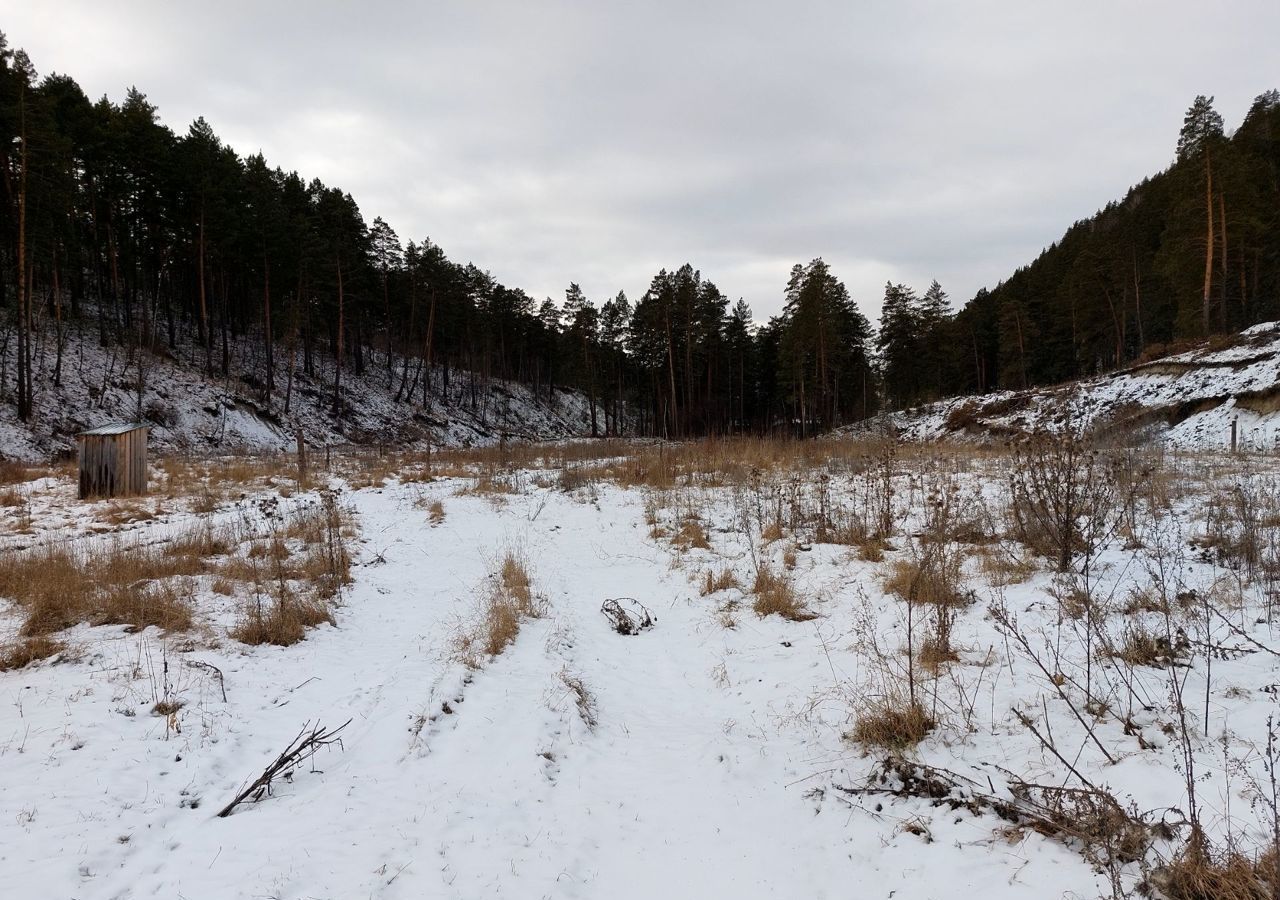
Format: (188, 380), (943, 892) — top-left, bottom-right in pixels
(8, 1), (1278, 320)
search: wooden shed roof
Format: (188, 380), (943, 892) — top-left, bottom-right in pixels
(78, 422), (148, 437)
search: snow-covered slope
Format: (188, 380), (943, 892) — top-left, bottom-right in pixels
(0, 318), (602, 461)
(873, 321), (1280, 450)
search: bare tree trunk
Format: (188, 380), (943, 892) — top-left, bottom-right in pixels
(1201, 150), (1214, 335)
(15, 87), (31, 422)
(53, 247), (64, 387)
(1132, 248), (1144, 349)
(263, 255), (274, 401)
(198, 204), (211, 371)
(1218, 190), (1228, 330)
(332, 253), (344, 416)
(422, 289), (436, 404)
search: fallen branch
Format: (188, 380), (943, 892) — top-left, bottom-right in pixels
(186, 659), (227, 702)
(837, 757), (1164, 872)
(217, 719), (351, 818)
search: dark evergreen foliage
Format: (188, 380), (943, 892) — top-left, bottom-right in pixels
(2, 35), (1276, 436)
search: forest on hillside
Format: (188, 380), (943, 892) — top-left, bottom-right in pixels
(1, 31), (1277, 441)
(884, 91), (1280, 409)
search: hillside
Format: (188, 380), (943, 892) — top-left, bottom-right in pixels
(871, 320), (1280, 450)
(0, 315), (600, 461)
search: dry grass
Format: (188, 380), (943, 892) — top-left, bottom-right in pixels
(976, 545), (1038, 586)
(96, 501), (158, 527)
(855, 536), (889, 562)
(751, 564), (814, 621)
(673, 519), (711, 551)
(0, 542), (198, 637)
(231, 592), (335, 647)
(883, 557), (967, 607)
(427, 500), (446, 525)
(701, 568), (740, 595)
(455, 552), (545, 666)
(154, 454), (298, 509)
(457, 473), (523, 497)
(918, 636), (961, 672)
(0, 634), (65, 671)
(1151, 837), (1277, 900)
(849, 696), (936, 750)
(231, 496), (354, 646)
(0, 489), (354, 649)
(0, 459), (49, 487)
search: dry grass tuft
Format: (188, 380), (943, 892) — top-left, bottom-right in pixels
(850, 696), (936, 750)
(761, 520), (785, 542)
(0, 459), (45, 487)
(673, 519), (711, 551)
(977, 546), (1038, 586)
(232, 593), (335, 647)
(884, 558), (967, 607)
(1, 543), (196, 637)
(230, 495), (353, 647)
(1151, 835), (1277, 900)
(751, 564), (814, 621)
(455, 552), (545, 666)
(0, 635), (65, 671)
(918, 636), (961, 672)
(856, 537), (889, 562)
(427, 500), (446, 526)
(701, 568), (740, 596)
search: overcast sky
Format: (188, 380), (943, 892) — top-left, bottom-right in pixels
(6, 2), (1278, 320)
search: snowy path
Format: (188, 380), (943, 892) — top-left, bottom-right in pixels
(1, 481), (1104, 899)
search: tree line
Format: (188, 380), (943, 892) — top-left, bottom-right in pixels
(2, 33), (1277, 441)
(877, 91), (1280, 406)
(0, 36), (880, 438)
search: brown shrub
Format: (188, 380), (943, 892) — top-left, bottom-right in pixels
(427, 500), (446, 525)
(884, 557), (966, 607)
(850, 697), (936, 750)
(944, 401), (980, 432)
(701, 568), (740, 596)
(0, 635), (64, 671)
(751, 565), (814, 621)
(674, 520), (711, 551)
(97, 581), (194, 633)
(455, 552), (545, 666)
(977, 546), (1038, 586)
(231, 591), (334, 647)
(1151, 835), (1276, 900)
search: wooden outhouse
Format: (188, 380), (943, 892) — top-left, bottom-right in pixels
(77, 423), (149, 499)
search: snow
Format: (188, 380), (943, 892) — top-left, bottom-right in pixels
(4, 448), (1280, 898)
(0, 315), (603, 462)
(867, 321), (1280, 451)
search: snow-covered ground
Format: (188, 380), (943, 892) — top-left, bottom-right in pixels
(866, 321), (1280, 451)
(0, 315), (602, 461)
(2, 444), (1279, 898)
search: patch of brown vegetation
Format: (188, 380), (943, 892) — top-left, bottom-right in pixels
(701, 568), (739, 596)
(0, 542), (197, 637)
(673, 519), (711, 551)
(455, 552), (545, 666)
(427, 500), (446, 525)
(751, 564), (814, 621)
(0, 635), (65, 671)
(884, 558), (966, 607)
(849, 696), (936, 750)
